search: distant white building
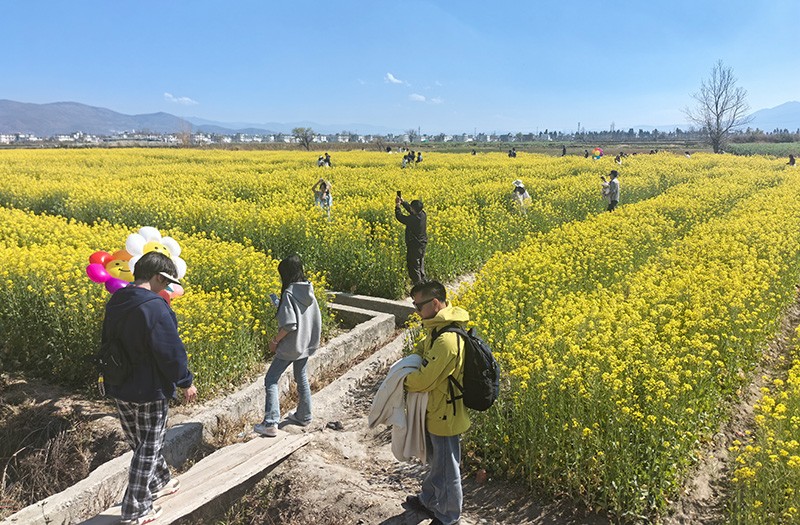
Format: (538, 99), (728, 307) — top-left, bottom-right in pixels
(0, 134), (14, 144)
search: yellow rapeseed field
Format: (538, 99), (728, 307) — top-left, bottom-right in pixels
(1, 148), (798, 520)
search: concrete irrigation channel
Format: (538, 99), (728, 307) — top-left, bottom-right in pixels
(2, 294), (415, 525)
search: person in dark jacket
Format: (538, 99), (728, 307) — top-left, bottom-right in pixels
(102, 251), (196, 524)
(395, 195), (428, 285)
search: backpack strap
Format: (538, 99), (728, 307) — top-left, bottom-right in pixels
(431, 323), (466, 417)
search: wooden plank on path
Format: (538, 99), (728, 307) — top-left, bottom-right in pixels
(80, 432), (311, 524)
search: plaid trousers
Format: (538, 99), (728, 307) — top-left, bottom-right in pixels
(115, 399), (171, 520)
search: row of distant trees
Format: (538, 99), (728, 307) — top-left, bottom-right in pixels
(292, 62), (779, 155)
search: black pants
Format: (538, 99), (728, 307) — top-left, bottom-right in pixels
(607, 199), (618, 212)
(406, 246), (426, 285)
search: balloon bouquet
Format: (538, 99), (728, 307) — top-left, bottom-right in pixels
(85, 227), (187, 304)
(592, 147), (604, 160)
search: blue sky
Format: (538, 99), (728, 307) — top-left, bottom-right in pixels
(2, 1), (798, 134)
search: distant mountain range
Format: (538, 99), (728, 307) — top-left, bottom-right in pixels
(0, 100), (401, 136)
(747, 101), (800, 131)
(0, 100), (192, 136)
(0, 99), (797, 137)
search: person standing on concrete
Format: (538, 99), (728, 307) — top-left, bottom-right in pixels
(402, 280), (470, 525)
(395, 194), (428, 285)
(102, 252), (197, 525)
(607, 170), (620, 211)
(255, 254), (322, 437)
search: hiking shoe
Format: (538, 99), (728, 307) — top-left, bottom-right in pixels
(286, 412), (311, 427)
(120, 504), (162, 524)
(403, 495), (435, 519)
(154, 477), (180, 500)
(254, 422), (278, 437)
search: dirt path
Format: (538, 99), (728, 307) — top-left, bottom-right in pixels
(664, 299), (800, 524)
(193, 348), (609, 525)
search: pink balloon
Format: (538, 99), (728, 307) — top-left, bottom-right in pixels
(86, 263), (111, 283)
(168, 284), (185, 298)
(105, 278), (129, 294)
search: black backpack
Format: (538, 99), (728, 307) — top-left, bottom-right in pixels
(96, 298), (158, 387)
(431, 323), (500, 413)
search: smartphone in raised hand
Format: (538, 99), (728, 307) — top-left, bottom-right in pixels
(269, 293), (280, 307)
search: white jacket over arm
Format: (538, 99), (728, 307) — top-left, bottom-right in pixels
(368, 354), (428, 462)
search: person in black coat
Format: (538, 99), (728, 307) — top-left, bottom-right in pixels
(395, 196), (428, 285)
(102, 252), (196, 523)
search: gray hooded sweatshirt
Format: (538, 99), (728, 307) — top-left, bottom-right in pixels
(276, 282), (322, 361)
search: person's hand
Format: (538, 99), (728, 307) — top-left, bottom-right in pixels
(395, 196), (402, 206)
(183, 385), (198, 403)
(269, 338), (279, 353)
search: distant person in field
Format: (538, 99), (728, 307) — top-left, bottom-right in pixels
(512, 179), (530, 212)
(614, 154), (622, 165)
(255, 255), (322, 438)
(417, 151), (423, 163)
(324, 152), (332, 167)
(395, 195), (428, 285)
(471, 149), (476, 155)
(312, 178), (332, 218)
(584, 149), (589, 158)
(789, 154), (796, 166)
(562, 145), (567, 156)
(317, 155), (325, 167)
(402, 151), (417, 168)
(685, 151), (692, 158)
(600, 175), (611, 205)
(607, 170), (620, 211)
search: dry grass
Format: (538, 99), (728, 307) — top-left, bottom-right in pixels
(0, 374), (123, 518)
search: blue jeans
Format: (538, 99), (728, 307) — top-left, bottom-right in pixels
(420, 432), (462, 525)
(263, 357), (311, 426)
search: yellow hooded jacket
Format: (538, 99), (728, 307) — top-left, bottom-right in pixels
(404, 303), (471, 437)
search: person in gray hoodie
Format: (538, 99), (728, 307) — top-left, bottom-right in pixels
(254, 254), (322, 437)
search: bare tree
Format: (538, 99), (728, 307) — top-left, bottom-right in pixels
(685, 60), (752, 153)
(292, 127), (315, 150)
(405, 128), (418, 143)
(372, 135), (387, 152)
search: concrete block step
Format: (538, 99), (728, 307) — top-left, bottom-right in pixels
(79, 432), (311, 524)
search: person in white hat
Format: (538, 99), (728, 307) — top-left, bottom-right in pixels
(511, 179), (530, 212)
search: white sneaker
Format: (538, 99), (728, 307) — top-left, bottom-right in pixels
(154, 478), (180, 500)
(120, 504), (162, 524)
(254, 422), (278, 437)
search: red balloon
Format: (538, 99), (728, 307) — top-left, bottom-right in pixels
(89, 251), (112, 266)
(158, 290), (172, 305)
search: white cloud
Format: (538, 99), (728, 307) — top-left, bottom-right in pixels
(164, 92), (198, 105)
(385, 73), (405, 85)
(430, 97), (444, 104)
(409, 93), (426, 102)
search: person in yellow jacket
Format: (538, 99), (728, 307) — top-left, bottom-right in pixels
(403, 280), (470, 525)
